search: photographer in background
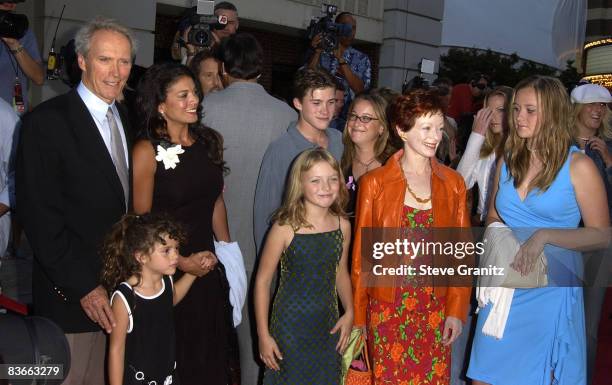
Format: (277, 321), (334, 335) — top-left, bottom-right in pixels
(171, 1), (239, 65)
(307, 11), (371, 119)
(0, 0), (43, 114)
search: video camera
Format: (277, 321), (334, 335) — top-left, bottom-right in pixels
(306, 4), (352, 54)
(185, 0), (227, 48)
(0, 0), (28, 40)
(402, 59), (436, 94)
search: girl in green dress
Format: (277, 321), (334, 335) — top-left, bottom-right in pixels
(254, 148), (354, 385)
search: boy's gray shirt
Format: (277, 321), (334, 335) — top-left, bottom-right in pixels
(201, 82), (297, 273)
(253, 121), (343, 251)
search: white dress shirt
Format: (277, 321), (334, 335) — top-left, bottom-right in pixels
(76, 82), (129, 166)
(456, 132), (498, 221)
(0, 98), (19, 256)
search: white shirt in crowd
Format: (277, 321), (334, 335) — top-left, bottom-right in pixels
(456, 132), (498, 221)
(0, 98), (19, 256)
(76, 82), (129, 166)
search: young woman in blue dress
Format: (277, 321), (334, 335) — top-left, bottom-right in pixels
(468, 76), (610, 385)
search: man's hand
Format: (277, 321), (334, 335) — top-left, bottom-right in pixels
(181, 27), (197, 56)
(1, 35), (44, 85)
(1, 37), (20, 50)
(334, 45), (346, 61)
(80, 285), (115, 333)
(310, 33), (323, 52)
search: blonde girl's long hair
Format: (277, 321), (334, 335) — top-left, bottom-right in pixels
(273, 148), (348, 231)
(341, 92), (397, 174)
(504, 75), (573, 192)
(480, 86), (514, 159)
(100, 213), (185, 292)
(571, 102), (612, 140)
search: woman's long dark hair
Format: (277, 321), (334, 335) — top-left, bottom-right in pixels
(135, 62), (227, 173)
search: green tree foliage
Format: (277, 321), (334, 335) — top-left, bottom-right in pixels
(558, 60), (583, 90)
(439, 48), (580, 89)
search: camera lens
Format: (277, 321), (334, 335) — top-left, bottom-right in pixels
(194, 29), (210, 46)
(0, 11), (29, 40)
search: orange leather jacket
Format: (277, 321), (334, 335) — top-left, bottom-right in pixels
(352, 150), (472, 326)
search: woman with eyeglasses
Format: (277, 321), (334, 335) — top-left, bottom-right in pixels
(341, 92), (396, 216)
(352, 89), (470, 384)
(457, 86), (513, 225)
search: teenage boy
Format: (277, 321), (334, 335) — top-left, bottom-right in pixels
(253, 69), (343, 251)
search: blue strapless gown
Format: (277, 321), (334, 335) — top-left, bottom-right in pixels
(467, 147), (586, 385)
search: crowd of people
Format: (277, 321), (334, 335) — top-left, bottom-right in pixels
(1, 2), (611, 385)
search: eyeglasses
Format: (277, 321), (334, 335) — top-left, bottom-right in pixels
(473, 83), (487, 90)
(348, 113), (379, 124)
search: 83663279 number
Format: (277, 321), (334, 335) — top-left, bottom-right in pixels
(0, 364), (63, 379)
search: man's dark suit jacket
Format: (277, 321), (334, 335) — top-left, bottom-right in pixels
(16, 89), (131, 333)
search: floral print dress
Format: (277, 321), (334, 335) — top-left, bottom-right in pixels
(366, 205), (450, 385)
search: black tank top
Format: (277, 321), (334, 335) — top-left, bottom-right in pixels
(113, 275), (176, 384)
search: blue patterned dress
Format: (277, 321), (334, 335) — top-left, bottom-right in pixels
(263, 227), (343, 385)
(468, 147), (586, 385)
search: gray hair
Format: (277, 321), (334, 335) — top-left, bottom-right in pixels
(75, 16), (137, 58)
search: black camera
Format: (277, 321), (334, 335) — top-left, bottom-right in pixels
(0, 10), (28, 39)
(184, 0), (226, 48)
(188, 14), (226, 47)
(306, 4), (352, 53)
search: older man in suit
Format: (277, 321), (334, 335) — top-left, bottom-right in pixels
(16, 17), (135, 385)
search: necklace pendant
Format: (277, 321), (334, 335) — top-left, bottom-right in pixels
(355, 156), (376, 170)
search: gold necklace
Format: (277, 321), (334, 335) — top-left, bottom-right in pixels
(406, 182), (431, 203)
(399, 160), (432, 203)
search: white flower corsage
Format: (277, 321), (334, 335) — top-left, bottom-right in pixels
(155, 143), (185, 170)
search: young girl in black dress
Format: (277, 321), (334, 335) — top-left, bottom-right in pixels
(102, 213), (212, 385)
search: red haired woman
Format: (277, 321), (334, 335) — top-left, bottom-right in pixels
(352, 89), (471, 384)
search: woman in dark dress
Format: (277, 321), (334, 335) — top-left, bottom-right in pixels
(341, 92), (396, 216)
(132, 62), (239, 385)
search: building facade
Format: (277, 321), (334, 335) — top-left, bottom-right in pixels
(583, 0), (612, 87)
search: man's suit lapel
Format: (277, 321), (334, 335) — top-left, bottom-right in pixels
(67, 89), (127, 211)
